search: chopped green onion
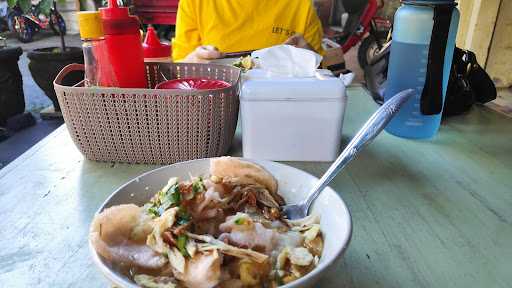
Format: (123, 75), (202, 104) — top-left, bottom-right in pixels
(176, 235), (189, 257)
(177, 206), (191, 225)
(170, 187), (181, 204)
(146, 206), (159, 218)
(159, 184), (181, 209)
(191, 177), (205, 194)
(145, 180), (181, 217)
(234, 217), (245, 225)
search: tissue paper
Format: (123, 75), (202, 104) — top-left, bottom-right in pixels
(251, 45), (323, 77)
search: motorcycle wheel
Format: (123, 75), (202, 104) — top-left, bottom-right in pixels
(49, 12), (66, 36)
(357, 35), (382, 69)
(13, 16), (33, 43)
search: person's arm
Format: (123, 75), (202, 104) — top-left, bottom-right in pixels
(171, 0), (201, 61)
(284, 34), (314, 51)
(183, 45), (223, 63)
(284, 2), (324, 54)
(172, 0), (223, 62)
(314, 0), (333, 32)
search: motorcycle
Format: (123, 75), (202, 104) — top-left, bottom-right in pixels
(326, 0), (391, 68)
(8, 0), (66, 43)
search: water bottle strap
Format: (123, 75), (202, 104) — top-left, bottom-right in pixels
(420, 5), (454, 115)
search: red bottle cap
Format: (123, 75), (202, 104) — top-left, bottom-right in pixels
(99, 0), (140, 35)
(143, 26), (171, 59)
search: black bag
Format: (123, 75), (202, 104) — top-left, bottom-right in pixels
(443, 47), (496, 117)
(0, 47), (24, 126)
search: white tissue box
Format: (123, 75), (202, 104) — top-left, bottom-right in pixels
(240, 69), (347, 161)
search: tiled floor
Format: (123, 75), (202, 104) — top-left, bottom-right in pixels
(0, 118), (63, 169)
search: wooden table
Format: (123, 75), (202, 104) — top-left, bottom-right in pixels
(1, 87), (511, 287)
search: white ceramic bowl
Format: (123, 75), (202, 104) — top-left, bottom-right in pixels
(90, 158), (352, 288)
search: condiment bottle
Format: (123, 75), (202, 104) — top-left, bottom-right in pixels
(99, 0), (147, 88)
(143, 25), (172, 62)
(77, 11), (107, 87)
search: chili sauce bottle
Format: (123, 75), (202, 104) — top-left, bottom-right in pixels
(99, 0), (147, 88)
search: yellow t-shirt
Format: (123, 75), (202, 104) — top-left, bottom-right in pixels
(172, 0), (323, 61)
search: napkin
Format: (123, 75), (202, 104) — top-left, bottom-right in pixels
(251, 45), (323, 77)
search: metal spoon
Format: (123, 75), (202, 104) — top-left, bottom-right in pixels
(282, 89), (416, 220)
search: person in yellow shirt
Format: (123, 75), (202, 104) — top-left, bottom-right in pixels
(172, 0), (324, 62)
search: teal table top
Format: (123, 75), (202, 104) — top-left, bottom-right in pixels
(0, 87), (511, 287)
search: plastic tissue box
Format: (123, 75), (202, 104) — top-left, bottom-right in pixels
(240, 69), (347, 161)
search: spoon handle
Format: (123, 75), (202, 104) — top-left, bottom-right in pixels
(303, 89), (416, 213)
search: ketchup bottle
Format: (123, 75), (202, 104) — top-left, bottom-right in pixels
(99, 0), (147, 88)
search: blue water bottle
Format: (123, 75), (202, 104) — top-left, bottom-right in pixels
(384, 0), (459, 139)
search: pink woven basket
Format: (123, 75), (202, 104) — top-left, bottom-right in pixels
(53, 62), (241, 164)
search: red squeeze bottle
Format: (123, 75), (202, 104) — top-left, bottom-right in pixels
(99, 0), (147, 88)
(143, 25), (171, 61)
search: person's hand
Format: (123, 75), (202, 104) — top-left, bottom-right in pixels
(183, 45), (224, 63)
(284, 34), (314, 51)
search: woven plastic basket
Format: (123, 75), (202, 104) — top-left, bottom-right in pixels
(53, 62), (241, 164)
